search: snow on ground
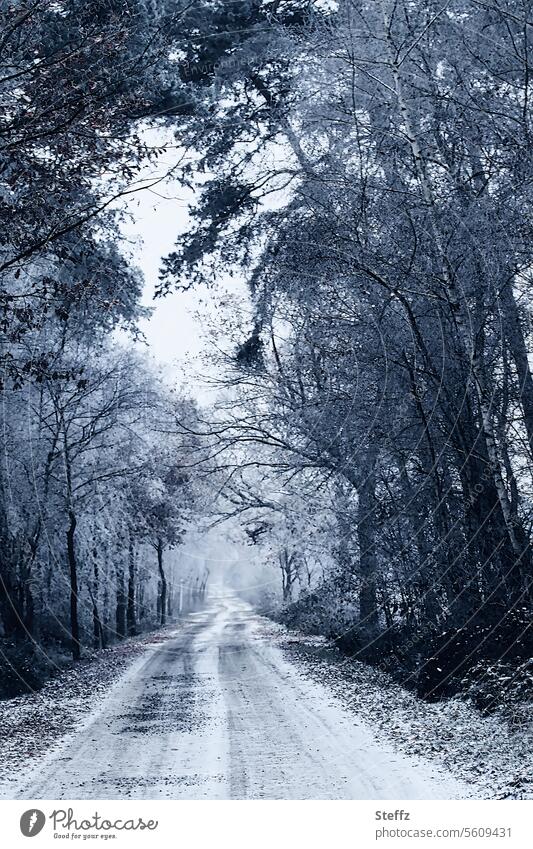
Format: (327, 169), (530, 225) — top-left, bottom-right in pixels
(264, 621), (533, 800)
(0, 630), (176, 799)
(3, 594), (470, 800)
(0, 593), (529, 800)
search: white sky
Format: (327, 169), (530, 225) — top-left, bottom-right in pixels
(117, 130), (248, 401)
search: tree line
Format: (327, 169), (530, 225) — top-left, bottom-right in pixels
(160, 0), (533, 705)
(0, 0), (217, 695)
(1, 1), (532, 708)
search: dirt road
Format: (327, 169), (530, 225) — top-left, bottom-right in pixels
(19, 592), (469, 799)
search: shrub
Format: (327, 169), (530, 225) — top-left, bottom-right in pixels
(416, 607), (532, 701)
(0, 639), (56, 699)
(461, 659), (533, 727)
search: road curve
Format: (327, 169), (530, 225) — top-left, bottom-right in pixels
(19, 592), (469, 800)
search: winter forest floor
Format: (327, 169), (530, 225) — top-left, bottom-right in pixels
(268, 627), (533, 800)
(0, 593), (530, 800)
(0, 628), (177, 799)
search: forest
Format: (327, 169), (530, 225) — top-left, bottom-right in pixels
(0, 0), (532, 717)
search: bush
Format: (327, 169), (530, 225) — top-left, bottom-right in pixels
(416, 606), (532, 702)
(0, 639), (56, 699)
(277, 583), (359, 642)
(461, 659), (533, 727)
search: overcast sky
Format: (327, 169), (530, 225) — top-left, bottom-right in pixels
(117, 130), (248, 402)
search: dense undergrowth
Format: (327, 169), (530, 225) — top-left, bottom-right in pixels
(275, 587), (533, 726)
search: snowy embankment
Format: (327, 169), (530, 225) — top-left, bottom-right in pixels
(0, 630), (177, 799)
(265, 621), (533, 800)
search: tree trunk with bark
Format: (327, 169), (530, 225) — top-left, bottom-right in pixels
(66, 509), (80, 661)
(127, 534), (137, 636)
(356, 464), (380, 646)
(157, 538), (167, 627)
(115, 559), (127, 640)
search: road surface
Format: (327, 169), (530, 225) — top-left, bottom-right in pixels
(19, 592), (469, 799)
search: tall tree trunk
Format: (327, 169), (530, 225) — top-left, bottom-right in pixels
(127, 534), (137, 636)
(66, 509), (80, 661)
(0, 493), (25, 639)
(280, 549), (296, 602)
(167, 580), (172, 619)
(115, 559), (127, 640)
(0, 565), (24, 640)
(357, 465), (379, 644)
(102, 551), (110, 647)
(499, 281), (533, 460)
(91, 549), (104, 649)
(138, 577), (145, 622)
(24, 581), (34, 637)
(157, 538), (167, 627)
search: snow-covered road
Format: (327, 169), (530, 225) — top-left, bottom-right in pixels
(19, 592), (470, 799)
